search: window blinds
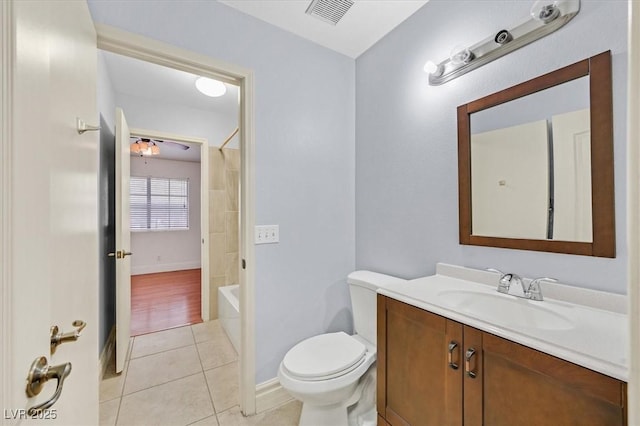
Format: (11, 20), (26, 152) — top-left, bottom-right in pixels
(130, 176), (189, 230)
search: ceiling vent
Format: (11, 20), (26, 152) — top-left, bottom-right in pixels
(305, 0), (354, 25)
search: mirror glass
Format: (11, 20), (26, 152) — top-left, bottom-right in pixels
(470, 76), (591, 241)
(458, 51), (615, 257)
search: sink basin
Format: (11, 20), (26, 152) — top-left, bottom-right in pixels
(437, 290), (574, 331)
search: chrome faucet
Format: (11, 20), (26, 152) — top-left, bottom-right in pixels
(486, 269), (556, 301)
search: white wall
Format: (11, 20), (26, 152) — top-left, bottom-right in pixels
(115, 92), (238, 149)
(98, 51), (116, 132)
(88, 1), (356, 383)
(356, 0), (628, 293)
(130, 156), (201, 275)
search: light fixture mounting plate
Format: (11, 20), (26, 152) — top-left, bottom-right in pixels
(428, 0), (580, 86)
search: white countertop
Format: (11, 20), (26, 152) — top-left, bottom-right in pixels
(377, 264), (628, 381)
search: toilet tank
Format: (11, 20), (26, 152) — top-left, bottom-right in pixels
(347, 271), (407, 345)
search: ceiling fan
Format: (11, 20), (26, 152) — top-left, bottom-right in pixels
(129, 137), (191, 155)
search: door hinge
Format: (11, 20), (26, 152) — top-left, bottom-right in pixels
(242, 259), (246, 270)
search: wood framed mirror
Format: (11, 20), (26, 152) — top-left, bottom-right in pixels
(458, 51), (615, 257)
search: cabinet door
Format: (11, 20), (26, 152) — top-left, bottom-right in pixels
(462, 326), (483, 425)
(377, 296), (463, 426)
(479, 332), (626, 426)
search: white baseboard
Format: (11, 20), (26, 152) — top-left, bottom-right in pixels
(255, 378), (293, 414)
(131, 261), (201, 276)
(98, 326), (116, 379)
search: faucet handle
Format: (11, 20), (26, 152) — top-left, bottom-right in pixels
(486, 268), (511, 293)
(527, 277), (557, 301)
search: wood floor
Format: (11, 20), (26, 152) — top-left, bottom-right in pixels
(131, 268), (203, 336)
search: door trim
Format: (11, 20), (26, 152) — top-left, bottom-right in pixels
(129, 128), (210, 321)
(95, 24), (257, 415)
(628, 1), (640, 423)
(1, 0), (13, 413)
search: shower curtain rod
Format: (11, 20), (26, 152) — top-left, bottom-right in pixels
(219, 127), (239, 151)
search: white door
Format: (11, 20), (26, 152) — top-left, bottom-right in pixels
(551, 108), (592, 242)
(3, 0), (99, 424)
(471, 120), (550, 239)
(114, 108), (132, 373)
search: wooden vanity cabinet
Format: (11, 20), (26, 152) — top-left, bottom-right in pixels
(376, 295), (463, 426)
(377, 295), (627, 426)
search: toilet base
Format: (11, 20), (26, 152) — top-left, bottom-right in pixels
(299, 402), (349, 426)
(297, 364), (376, 426)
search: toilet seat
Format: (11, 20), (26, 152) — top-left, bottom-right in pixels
(282, 332), (367, 381)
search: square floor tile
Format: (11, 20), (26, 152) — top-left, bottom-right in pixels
(216, 401), (301, 426)
(124, 345), (202, 395)
(188, 415), (219, 426)
(205, 361), (238, 413)
(191, 320), (226, 344)
(99, 398), (120, 426)
(100, 372), (126, 402)
(131, 326), (195, 359)
(101, 357), (127, 402)
(197, 336), (237, 371)
(117, 373), (214, 426)
(216, 406), (255, 426)
(257, 400), (301, 426)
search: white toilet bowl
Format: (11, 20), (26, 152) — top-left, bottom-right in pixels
(278, 271), (407, 426)
(278, 332), (376, 426)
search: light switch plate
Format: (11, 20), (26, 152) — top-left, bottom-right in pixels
(255, 225), (279, 244)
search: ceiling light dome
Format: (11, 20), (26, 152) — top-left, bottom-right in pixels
(195, 77), (226, 97)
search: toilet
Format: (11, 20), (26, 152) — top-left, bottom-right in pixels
(278, 271), (407, 426)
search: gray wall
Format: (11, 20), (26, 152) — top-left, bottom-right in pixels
(97, 51), (117, 352)
(356, 0), (628, 294)
(88, 0), (356, 383)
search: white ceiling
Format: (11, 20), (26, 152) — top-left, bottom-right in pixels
(219, 0), (429, 58)
(103, 51), (239, 115)
(102, 51), (239, 162)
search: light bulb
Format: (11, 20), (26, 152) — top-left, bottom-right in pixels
(449, 45), (474, 65)
(423, 61), (438, 74)
(195, 77), (227, 97)
(530, 1), (560, 23)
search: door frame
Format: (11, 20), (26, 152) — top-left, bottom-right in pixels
(128, 128), (211, 321)
(1, 0), (12, 414)
(627, 1), (640, 424)
(95, 24), (257, 414)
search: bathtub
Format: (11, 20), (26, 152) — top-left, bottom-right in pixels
(218, 284), (240, 353)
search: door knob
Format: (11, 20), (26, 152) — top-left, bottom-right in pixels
(107, 250), (133, 259)
(50, 320), (86, 353)
(26, 357), (72, 415)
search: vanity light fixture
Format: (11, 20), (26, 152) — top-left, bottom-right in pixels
(423, 60), (442, 76)
(195, 77), (227, 97)
(424, 0), (580, 85)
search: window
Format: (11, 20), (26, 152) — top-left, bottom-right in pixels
(130, 176), (189, 230)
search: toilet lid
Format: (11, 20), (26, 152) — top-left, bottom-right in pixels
(283, 332), (366, 380)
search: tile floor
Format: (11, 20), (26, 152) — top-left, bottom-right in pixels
(100, 321), (301, 426)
